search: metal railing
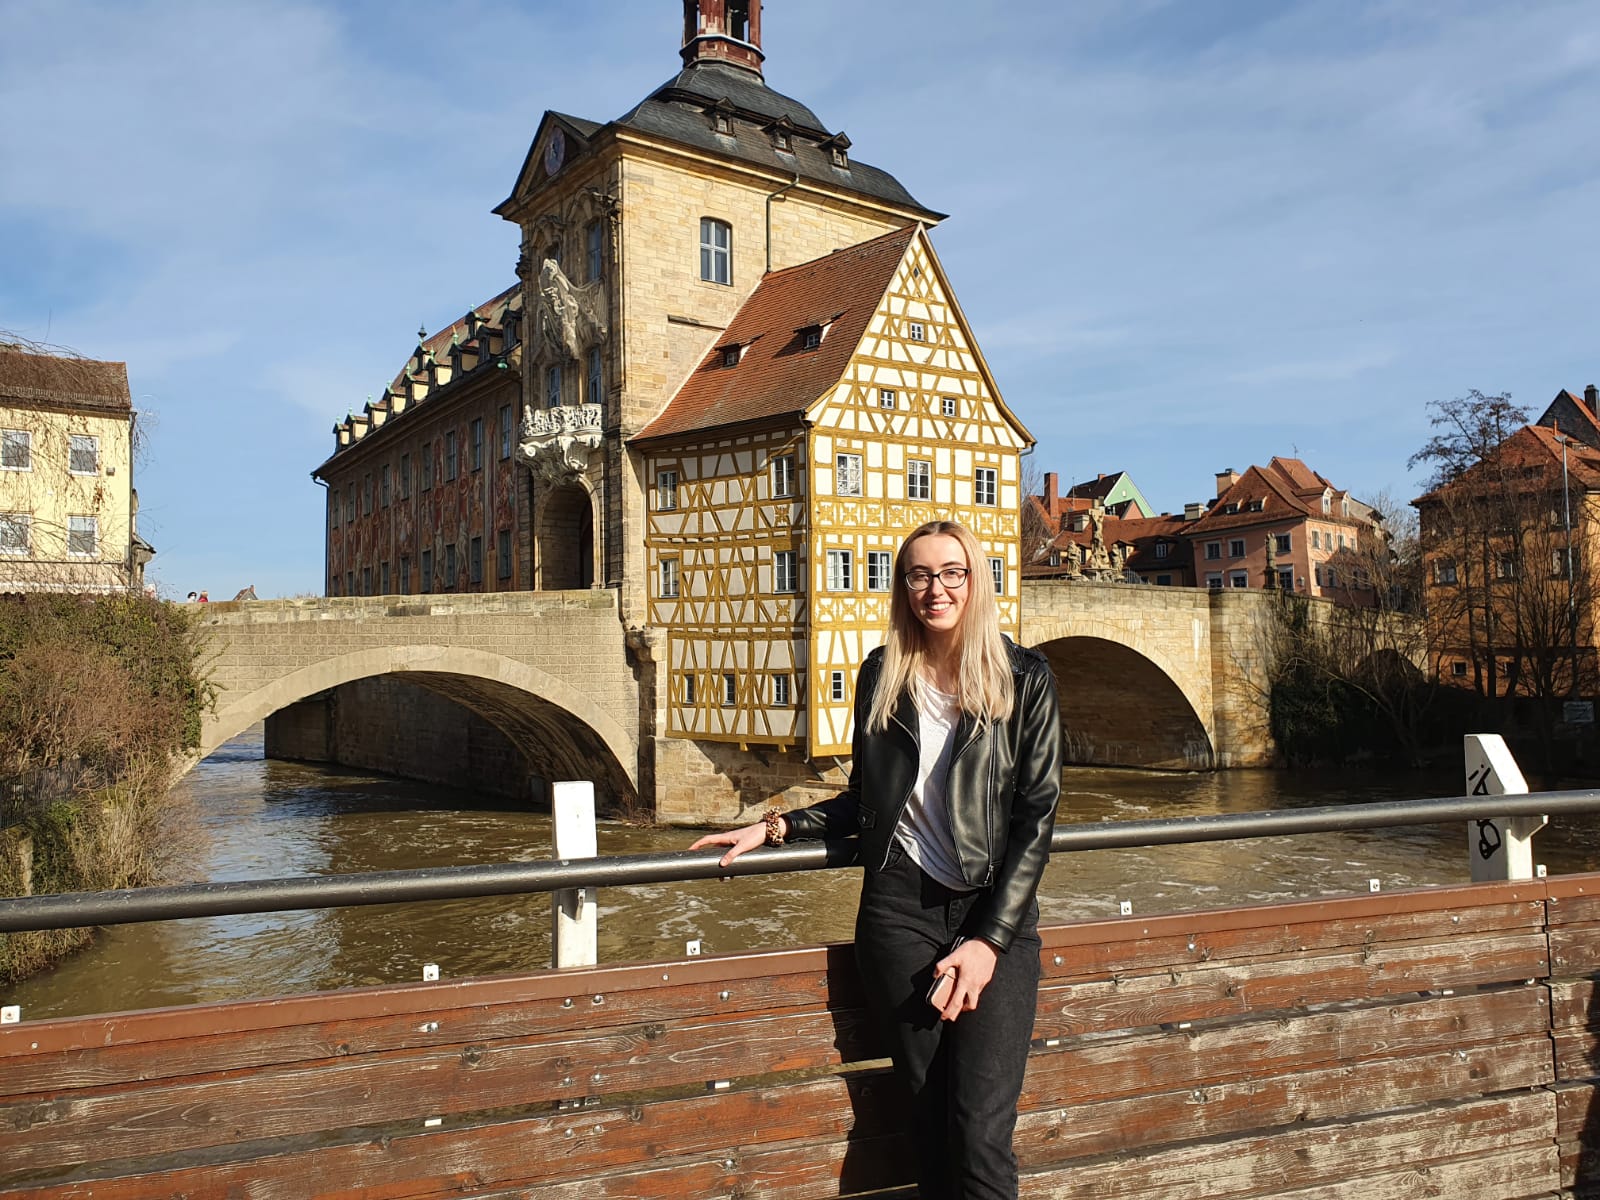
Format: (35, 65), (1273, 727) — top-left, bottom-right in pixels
(2, 788), (1596, 934)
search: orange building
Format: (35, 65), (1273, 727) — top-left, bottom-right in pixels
(1185, 458), (1383, 604)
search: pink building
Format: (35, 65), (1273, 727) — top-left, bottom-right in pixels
(1184, 458), (1382, 605)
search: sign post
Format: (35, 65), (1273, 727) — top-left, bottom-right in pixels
(551, 780), (598, 968)
(1464, 734), (1545, 882)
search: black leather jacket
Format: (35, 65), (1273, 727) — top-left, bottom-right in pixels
(784, 640), (1062, 952)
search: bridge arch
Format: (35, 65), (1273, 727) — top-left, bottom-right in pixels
(1025, 618), (1216, 770)
(197, 643), (637, 800)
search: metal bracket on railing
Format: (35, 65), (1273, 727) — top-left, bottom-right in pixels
(1465, 734), (1547, 882)
(551, 781), (598, 968)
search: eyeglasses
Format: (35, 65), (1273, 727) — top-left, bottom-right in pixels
(903, 567), (970, 591)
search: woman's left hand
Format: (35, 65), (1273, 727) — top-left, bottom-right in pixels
(931, 937), (999, 1021)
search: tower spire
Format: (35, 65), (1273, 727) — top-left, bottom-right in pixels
(681, 0), (764, 75)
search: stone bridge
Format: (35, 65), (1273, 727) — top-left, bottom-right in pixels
(1019, 582), (1277, 770)
(195, 591), (641, 807)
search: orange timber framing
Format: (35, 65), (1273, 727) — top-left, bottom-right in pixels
(6, 873), (1600, 1197)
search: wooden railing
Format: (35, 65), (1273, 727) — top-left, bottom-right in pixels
(4, 872), (1600, 1198)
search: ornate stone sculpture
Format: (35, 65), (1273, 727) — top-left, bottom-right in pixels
(1087, 505), (1111, 571)
(516, 403), (604, 487)
(535, 259), (607, 361)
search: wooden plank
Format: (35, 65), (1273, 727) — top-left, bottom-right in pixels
(0, 997), (887, 1177)
(1, 1069), (908, 1200)
(1552, 979), (1600, 1030)
(1016, 1035), (1553, 1165)
(0, 945), (864, 1095)
(1015, 1092), (1556, 1199)
(1035, 931), (1549, 1037)
(1020, 989), (1547, 1107)
(1037, 895), (1547, 984)
(1551, 923), (1600, 978)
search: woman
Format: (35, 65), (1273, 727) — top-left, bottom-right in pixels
(693, 520), (1061, 1199)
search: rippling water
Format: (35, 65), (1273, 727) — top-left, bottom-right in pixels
(9, 726), (1600, 1021)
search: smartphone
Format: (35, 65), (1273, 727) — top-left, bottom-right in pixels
(925, 936), (968, 1009)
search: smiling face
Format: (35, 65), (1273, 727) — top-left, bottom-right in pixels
(903, 532), (971, 647)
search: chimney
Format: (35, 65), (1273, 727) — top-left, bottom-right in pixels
(1215, 468), (1239, 498)
(1184, 501), (1205, 521)
(1587, 384), (1598, 413)
(682, 0), (765, 74)
(1044, 472), (1058, 510)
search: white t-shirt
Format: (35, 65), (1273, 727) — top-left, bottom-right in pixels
(894, 678), (972, 891)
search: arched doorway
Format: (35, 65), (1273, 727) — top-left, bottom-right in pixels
(536, 482), (594, 589)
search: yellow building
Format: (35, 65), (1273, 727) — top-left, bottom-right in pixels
(0, 346), (151, 594)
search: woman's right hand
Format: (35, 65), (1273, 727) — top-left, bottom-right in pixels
(690, 822), (770, 868)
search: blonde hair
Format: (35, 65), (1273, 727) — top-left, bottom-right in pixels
(865, 520), (1015, 733)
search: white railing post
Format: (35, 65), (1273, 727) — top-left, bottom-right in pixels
(550, 780), (598, 968)
(1464, 734), (1546, 882)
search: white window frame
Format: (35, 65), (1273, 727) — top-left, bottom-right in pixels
(1205, 542), (1221, 561)
(975, 467), (998, 506)
(68, 514), (98, 558)
(1, 429), (30, 471)
(1206, 572), (1223, 590)
(908, 321), (925, 341)
(659, 556), (680, 598)
(1230, 571), (1248, 589)
(941, 397), (957, 417)
(499, 406), (513, 460)
(700, 217), (732, 285)
(774, 549), (797, 593)
(989, 556), (1005, 594)
(722, 673), (737, 707)
(830, 671), (846, 702)
(907, 459), (931, 501)
(1154, 542), (1169, 559)
(683, 673), (696, 704)
(657, 469), (679, 511)
(0, 513), (30, 556)
(826, 549), (853, 591)
(879, 388), (896, 409)
(1229, 538), (1246, 558)
(772, 453), (796, 498)
(68, 434), (99, 475)
(772, 674), (791, 706)
(866, 550), (892, 591)
(1274, 533), (1291, 554)
(836, 453), (863, 497)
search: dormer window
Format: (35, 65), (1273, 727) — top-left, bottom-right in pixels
(803, 327), (822, 349)
(721, 345), (742, 368)
(820, 132), (852, 169)
(708, 99), (735, 136)
(1224, 502), (1240, 514)
(766, 118), (794, 153)
(1321, 490), (1332, 514)
(1248, 498), (1264, 512)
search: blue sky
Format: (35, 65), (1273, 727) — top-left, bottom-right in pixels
(3, 0), (1597, 598)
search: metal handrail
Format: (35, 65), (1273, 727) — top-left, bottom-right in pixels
(1, 789), (1596, 933)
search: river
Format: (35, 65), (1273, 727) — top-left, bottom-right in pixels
(10, 725), (1600, 1021)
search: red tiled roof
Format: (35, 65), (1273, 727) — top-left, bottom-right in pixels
(633, 225), (919, 442)
(1414, 423), (1600, 505)
(0, 347), (131, 412)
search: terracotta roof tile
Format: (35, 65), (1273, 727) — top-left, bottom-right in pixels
(633, 225), (918, 443)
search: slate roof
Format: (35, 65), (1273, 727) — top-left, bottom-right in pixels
(507, 62), (940, 221)
(0, 347), (130, 413)
(633, 225), (918, 444)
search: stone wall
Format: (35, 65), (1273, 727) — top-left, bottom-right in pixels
(266, 679), (536, 802)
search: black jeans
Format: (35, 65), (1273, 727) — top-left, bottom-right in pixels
(854, 842), (1042, 1200)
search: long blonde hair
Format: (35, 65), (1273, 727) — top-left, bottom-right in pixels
(865, 520), (1015, 733)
